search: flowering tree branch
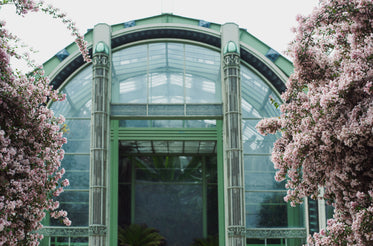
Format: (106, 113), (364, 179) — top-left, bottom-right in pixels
(0, 0), (90, 244)
(257, 0), (373, 245)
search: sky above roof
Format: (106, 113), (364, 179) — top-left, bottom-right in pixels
(1, 0), (319, 71)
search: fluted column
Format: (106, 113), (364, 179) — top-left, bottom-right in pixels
(221, 23), (246, 246)
(89, 23), (111, 246)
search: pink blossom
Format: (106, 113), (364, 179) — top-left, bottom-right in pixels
(62, 178), (69, 187)
(257, 0), (373, 245)
(0, 0), (89, 242)
(63, 217), (71, 226)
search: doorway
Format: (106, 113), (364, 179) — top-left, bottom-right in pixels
(118, 140), (218, 246)
(118, 152), (218, 246)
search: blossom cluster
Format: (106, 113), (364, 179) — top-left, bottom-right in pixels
(257, 0), (373, 245)
(0, 0), (89, 244)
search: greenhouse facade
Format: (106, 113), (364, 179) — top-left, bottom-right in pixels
(39, 14), (329, 246)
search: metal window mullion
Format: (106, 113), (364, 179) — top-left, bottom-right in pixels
(183, 43), (187, 116)
(147, 44), (150, 113)
(202, 156), (208, 238)
(131, 157), (136, 224)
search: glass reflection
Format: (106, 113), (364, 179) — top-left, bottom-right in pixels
(112, 42), (221, 104)
(50, 65), (92, 118)
(244, 155), (285, 190)
(50, 191), (89, 226)
(242, 119), (279, 154)
(62, 120), (90, 154)
(240, 65), (281, 118)
(118, 155), (218, 246)
(245, 192), (304, 228)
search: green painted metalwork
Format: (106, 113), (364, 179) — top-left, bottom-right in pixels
(224, 41), (239, 54)
(44, 13), (293, 81)
(202, 156), (208, 238)
(216, 120), (225, 246)
(110, 120), (222, 245)
(94, 41), (109, 55)
(114, 128), (218, 141)
(109, 120), (119, 245)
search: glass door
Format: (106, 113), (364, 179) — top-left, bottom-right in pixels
(118, 154), (218, 246)
(109, 121), (223, 246)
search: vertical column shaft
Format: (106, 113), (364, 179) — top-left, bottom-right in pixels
(89, 24), (111, 246)
(222, 23), (246, 246)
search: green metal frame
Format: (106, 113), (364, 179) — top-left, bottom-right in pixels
(109, 119), (225, 245)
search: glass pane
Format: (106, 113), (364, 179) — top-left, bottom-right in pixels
(149, 72), (184, 103)
(51, 191), (89, 226)
(206, 156), (218, 183)
(151, 120), (183, 128)
(112, 44), (147, 103)
(50, 65), (92, 118)
(186, 120), (216, 128)
(207, 185), (218, 236)
(50, 237), (68, 246)
(112, 42), (221, 104)
(185, 45), (221, 103)
(166, 43), (184, 71)
(47, 237), (88, 246)
(118, 154), (217, 246)
(118, 156), (132, 183)
(135, 183), (203, 246)
(118, 75), (147, 103)
(135, 156), (202, 182)
(245, 171), (285, 190)
(244, 155), (285, 190)
(119, 120), (150, 128)
(118, 184), (131, 227)
(242, 119), (279, 154)
(245, 192), (304, 228)
(62, 120), (90, 154)
(120, 140), (217, 155)
(61, 154), (89, 171)
(149, 43), (184, 103)
(71, 238), (89, 244)
(64, 170), (89, 190)
(241, 65), (281, 118)
(244, 155), (274, 172)
(62, 155), (89, 190)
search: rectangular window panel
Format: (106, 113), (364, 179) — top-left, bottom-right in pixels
(244, 155), (285, 190)
(51, 191), (89, 226)
(135, 183), (203, 245)
(61, 155), (89, 171)
(63, 120), (90, 154)
(63, 170), (89, 190)
(242, 119), (279, 154)
(245, 192), (304, 228)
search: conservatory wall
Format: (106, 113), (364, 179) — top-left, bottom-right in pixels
(39, 14), (311, 246)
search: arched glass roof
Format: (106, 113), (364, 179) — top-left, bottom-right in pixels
(50, 64), (92, 117)
(241, 65), (281, 118)
(112, 42), (221, 104)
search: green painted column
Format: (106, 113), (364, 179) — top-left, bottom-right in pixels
(221, 23), (246, 246)
(89, 23), (111, 246)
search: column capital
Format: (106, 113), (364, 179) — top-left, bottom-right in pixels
(89, 224), (107, 236)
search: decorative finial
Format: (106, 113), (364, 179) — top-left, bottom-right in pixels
(223, 41), (239, 54)
(94, 41), (109, 55)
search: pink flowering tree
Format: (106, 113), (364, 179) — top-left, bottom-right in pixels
(0, 0), (89, 244)
(257, 0), (373, 245)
